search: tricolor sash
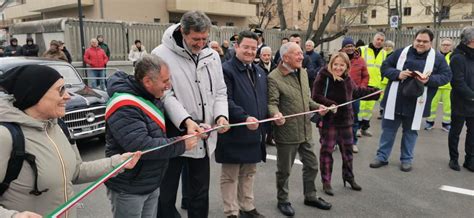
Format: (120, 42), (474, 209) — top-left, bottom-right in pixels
(106, 92), (166, 131)
(384, 45), (435, 130)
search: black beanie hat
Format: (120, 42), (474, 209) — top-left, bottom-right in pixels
(0, 65), (63, 110)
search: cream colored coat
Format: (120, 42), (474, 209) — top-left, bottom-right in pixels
(0, 94), (122, 217)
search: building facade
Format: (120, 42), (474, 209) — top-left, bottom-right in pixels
(342, 0), (474, 31)
(3, 0), (257, 27)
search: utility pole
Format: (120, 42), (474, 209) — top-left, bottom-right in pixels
(78, 0), (86, 67)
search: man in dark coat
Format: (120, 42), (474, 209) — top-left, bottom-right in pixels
(105, 55), (197, 217)
(4, 38), (22, 57)
(370, 29), (451, 172)
(216, 30), (284, 218)
(289, 34), (316, 89)
(448, 26), (474, 172)
(21, 37), (39, 57)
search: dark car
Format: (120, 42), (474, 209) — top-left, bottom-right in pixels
(0, 57), (108, 140)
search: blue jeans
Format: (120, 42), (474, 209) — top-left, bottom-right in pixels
(88, 69), (106, 90)
(376, 115), (418, 164)
(352, 100), (360, 145)
(107, 187), (160, 218)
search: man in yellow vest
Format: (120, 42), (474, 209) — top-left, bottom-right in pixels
(425, 38), (453, 132)
(357, 32), (388, 137)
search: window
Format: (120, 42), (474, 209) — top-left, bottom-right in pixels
(298, 11), (302, 20)
(440, 6), (450, 19)
(333, 15), (336, 23)
(323, 13), (326, 20)
(211, 21), (218, 26)
(360, 10), (367, 24)
(311, 0), (314, 3)
(371, 9), (376, 18)
(153, 18), (161, 23)
(403, 7), (411, 16)
(425, 6), (432, 15)
(389, 8), (398, 16)
(226, 22), (234, 26)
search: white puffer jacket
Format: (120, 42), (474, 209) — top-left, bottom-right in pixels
(151, 23), (228, 158)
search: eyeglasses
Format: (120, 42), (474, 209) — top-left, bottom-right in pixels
(415, 39), (431, 44)
(58, 84), (71, 97)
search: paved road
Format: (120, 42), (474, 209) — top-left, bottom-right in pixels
(75, 108), (474, 217)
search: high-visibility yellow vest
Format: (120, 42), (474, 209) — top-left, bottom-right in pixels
(439, 52), (452, 90)
(360, 45), (387, 87)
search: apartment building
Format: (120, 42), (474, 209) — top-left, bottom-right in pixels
(342, 0), (474, 31)
(2, 0), (257, 27)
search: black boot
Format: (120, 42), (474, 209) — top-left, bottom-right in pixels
(343, 178), (362, 191)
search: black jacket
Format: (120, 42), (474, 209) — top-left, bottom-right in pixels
(216, 56), (268, 163)
(380, 46), (452, 117)
(62, 47), (73, 63)
(451, 43), (474, 117)
(22, 38), (38, 57)
(104, 71), (185, 194)
(257, 60), (276, 75)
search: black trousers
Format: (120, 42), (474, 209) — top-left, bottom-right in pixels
(448, 115), (474, 165)
(157, 155), (210, 218)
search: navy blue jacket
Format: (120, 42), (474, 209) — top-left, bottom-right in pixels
(104, 71), (185, 195)
(216, 56), (268, 163)
(380, 46), (452, 117)
(306, 50), (325, 76)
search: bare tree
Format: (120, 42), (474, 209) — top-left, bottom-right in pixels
(306, 0), (344, 47)
(304, 0), (319, 40)
(303, 0), (388, 47)
(276, 0), (287, 30)
(249, 0), (278, 29)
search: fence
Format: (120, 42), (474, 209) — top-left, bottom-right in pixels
(9, 18), (468, 62)
(346, 28), (464, 49)
(10, 18), (307, 62)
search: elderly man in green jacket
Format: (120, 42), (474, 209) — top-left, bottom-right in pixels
(268, 42), (332, 216)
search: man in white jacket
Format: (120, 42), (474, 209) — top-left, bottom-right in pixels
(151, 10), (229, 218)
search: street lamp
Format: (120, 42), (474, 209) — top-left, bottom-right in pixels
(78, 0), (86, 67)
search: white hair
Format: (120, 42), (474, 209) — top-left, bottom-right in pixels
(279, 42), (299, 59)
(305, 40), (315, 47)
(260, 46), (272, 54)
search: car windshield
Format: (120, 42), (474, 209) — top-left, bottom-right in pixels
(48, 65), (83, 85)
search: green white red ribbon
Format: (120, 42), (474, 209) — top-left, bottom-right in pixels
(47, 90), (382, 217)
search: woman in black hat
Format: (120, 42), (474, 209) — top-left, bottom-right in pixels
(0, 65), (141, 217)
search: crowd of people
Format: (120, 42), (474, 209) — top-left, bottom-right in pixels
(0, 9), (473, 218)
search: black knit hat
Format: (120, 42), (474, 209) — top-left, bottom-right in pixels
(0, 65), (63, 110)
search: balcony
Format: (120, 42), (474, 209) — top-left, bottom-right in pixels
(3, 0), (94, 20)
(3, 3), (40, 19)
(29, 0), (94, 13)
(167, 0), (256, 17)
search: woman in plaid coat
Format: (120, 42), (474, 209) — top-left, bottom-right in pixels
(312, 52), (380, 196)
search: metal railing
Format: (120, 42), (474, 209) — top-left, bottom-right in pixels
(75, 67), (120, 91)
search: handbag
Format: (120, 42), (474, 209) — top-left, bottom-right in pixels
(311, 77), (329, 127)
(402, 77), (424, 97)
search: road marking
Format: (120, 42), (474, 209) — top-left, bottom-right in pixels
(266, 154), (303, 165)
(439, 185), (474, 196)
